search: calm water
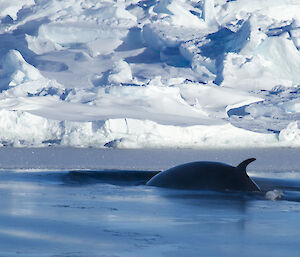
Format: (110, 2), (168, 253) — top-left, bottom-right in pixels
(0, 167), (300, 257)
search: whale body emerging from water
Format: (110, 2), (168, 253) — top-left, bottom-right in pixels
(146, 158), (260, 192)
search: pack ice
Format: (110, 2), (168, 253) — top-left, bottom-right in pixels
(0, 0), (300, 148)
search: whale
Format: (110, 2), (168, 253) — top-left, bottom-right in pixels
(146, 158), (260, 192)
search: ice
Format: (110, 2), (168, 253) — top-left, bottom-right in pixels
(1, 50), (43, 87)
(203, 0), (219, 27)
(0, 50), (63, 99)
(254, 36), (300, 85)
(0, 109), (299, 148)
(265, 190), (284, 201)
(278, 121), (300, 146)
(0, 109), (60, 147)
(0, 0), (299, 148)
(153, 0), (207, 28)
(0, 0), (34, 21)
(108, 60), (133, 84)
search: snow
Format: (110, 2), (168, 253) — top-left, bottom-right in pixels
(0, 0), (35, 21)
(0, 0), (300, 148)
(1, 50), (43, 88)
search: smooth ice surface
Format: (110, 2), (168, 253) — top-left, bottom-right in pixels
(0, 0), (300, 148)
(0, 148), (300, 257)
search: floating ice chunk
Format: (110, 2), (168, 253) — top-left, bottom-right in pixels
(108, 60), (133, 85)
(265, 190), (283, 201)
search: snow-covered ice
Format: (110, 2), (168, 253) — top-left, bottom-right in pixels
(0, 0), (300, 148)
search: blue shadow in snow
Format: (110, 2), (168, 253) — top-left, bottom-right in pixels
(198, 20), (251, 85)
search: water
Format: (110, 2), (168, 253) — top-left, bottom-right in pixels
(0, 148), (300, 256)
(0, 168), (300, 256)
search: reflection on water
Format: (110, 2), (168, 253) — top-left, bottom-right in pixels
(0, 169), (300, 257)
(63, 169), (300, 203)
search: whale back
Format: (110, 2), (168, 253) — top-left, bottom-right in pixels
(146, 158), (260, 192)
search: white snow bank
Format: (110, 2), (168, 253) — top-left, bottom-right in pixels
(177, 82), (263, 119)
(65, 84), (212, 126)
(255, 36), (300, 85)
(284, 99), (300, 113)
(25, 34), (63, 55)
(216, 0), (300, 25)
(0, 109), (299, 148)
(0, 50), (63, 97)
(99, 118), (279, 149)
(0, 0), (34, 20)
(153, 0), (206, 28)
(1, 50), (42, 86)
(222, 35), (300, 90)
(278, 121), (300, 146)
(38, 23), (127, 46)
(108, 60), (133, 85)
(35, 21), (130, 56)
(0, 109), (60, 147)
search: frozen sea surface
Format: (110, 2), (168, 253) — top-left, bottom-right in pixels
(0, 148), (300, 257)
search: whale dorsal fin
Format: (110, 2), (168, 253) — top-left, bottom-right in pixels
(237, 158), (256, 172)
